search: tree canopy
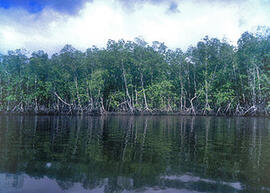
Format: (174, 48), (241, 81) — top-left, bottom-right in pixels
(0, 29), (270, 115)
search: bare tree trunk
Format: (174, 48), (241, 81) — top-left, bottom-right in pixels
(86, 83), (92, 109)
(131, 90), (134, 108)
(256, 65), (262, 102)
(225, 102), (231, 115)
(74, 76), (82, 112)
(34, 75), (38, 113)
(193, 64), (197, 95)
(56, 98), (60, 112)
(87, 81), (94, 110)
(54, 92), (71, 106)
(252, 68), (256, 105)
(140, 72), (149, 110)
(121, 62), (133, 112)
(180, 73), (184, 111)
(204, 79), (210, 115)
(135, 87), (138, 107)
(203, 57), (211, 115)
(187, 65), (191, 100)
(189, 94), (198, 115)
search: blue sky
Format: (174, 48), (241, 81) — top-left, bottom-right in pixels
(0, 0), (269, 54)
(0, 0), (91, 14)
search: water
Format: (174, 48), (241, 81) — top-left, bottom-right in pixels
(0, 115), (269, 193)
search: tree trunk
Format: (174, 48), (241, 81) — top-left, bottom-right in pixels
(99, 89), (105, 113)
(135, 87), (138, 106)
(140, 72), (149, 110)
(74, 76), (82, 112)
(256, 65), (262, 103)
(180, 72), (184, 111)
(252, 67), (256, 105)
(189, 94), (197, 115)
(204, 79), (210, 115)
(34, 75), (38, 113)
(122, 61), (133, 112)
(86, 83), (91, 109)
(87, 80), (94, 110)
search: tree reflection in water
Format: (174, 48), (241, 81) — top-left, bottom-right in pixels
(0, 115), (269, 193)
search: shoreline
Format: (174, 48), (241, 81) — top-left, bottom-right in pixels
(0, 110), (269, 118)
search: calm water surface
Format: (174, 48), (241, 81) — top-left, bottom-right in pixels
(0, 115), (270, 193)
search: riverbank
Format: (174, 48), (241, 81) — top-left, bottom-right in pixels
(1, 106), (269, 117)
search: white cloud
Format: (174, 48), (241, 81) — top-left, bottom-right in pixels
(0, 0), (269, 55)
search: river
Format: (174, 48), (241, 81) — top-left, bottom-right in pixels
(0, 115), (269, 193)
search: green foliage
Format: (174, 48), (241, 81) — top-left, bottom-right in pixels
(214, 82), (236, 108)
(0, 28), (270, 114)
(108, 91), (125, 110)
(146, 80), (176, 110)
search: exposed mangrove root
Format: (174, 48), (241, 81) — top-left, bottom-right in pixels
(1, 102), (268, 117)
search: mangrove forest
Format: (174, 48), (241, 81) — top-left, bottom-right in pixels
(0, 28), (270, 115)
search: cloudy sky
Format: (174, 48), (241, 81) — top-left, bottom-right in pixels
(0, 0), (269, 54)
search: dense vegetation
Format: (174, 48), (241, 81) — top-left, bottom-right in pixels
(0, 28), (270, 115)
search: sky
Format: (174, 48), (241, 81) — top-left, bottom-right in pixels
(0, 0), (269, 54)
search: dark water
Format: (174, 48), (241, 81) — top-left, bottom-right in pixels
(0, 116), (270, 193)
